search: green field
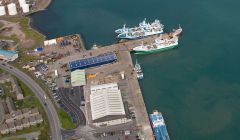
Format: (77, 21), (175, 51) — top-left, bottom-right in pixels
(4, 17), (45, 47)
(57, 109), (77, 129)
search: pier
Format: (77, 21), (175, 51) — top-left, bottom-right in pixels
(47, 34), (167, 139)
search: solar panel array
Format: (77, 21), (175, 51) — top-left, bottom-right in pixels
(69, 53), (117, 70)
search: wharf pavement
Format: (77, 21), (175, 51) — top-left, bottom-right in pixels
(49, 34), (165, 139)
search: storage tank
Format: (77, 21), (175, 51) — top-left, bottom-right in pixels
(18, 0), (26, 7)
(0, 6), (6, 16)
(21, 4), (29, 13)
(7, 3), (17, 15)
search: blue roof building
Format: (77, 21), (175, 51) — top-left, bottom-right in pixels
(69, 53), (117, 70)
(0, 49), (18, 62)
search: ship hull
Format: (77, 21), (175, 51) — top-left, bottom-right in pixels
(134, 44), (178, 54)
(117, 31), (163, 40)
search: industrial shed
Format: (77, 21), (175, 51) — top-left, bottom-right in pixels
(90, 83), (129, 126)
(71, 70), (86, 87)
(0, 49), (18, 62)
(69, 53), (117, 70)
(90, 89), (125, 121)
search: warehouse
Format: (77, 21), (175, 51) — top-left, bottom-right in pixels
(90, 83), (129, 126)
(90, 82), (118, 93)
(71, 69), (86, 87)
(69, 53), (117, 70)
(0, 49), (18, 62)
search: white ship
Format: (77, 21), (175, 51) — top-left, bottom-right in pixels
(133, 26), (182, 54)
(115, 19), (164, 39)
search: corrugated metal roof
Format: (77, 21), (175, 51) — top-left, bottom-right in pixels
(0, 49), (17, 57)
(71, 69), (86, 87)
(69, 53), (117, 70)
(90, 86), (125, 121)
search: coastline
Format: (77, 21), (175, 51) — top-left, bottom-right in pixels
(26, 0), (54, 40)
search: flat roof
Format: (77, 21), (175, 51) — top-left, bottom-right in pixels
(71, 69), (86, 87)
(90, 83), (125, 121)
(0, 49), (17, 57)
(69, 53), (117, 70)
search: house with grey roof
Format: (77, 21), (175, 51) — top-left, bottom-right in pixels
(0, 99), (5, 124)
(29, 116), (36, 126)
(30, 108), (39, 117)
(5, 114), (14, 123)
(13, 109), (23, 120)
(22, 118), (30, 128)
(22, 108), (30, 118)
(6, 122), (16, 133)
(14, 119), (23, 130)
(12, 78), (24, 100)
(35, 114), (43, 124)
(6, 97), (15, 114)
(0, 123), (9, 135)
(1, 101), (9, 114)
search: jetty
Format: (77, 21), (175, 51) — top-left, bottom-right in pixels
(46, 33), (171, 139)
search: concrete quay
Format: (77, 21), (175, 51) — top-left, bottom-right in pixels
(48, 34), (165, 139)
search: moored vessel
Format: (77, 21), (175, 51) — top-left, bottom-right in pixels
(134, 60), (143, 80)
(133, 26), (182, 54)
(149, 110), (170, 140)
(115, 19), (164, 39)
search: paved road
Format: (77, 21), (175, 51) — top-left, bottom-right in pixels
(2, 131), (40, 140)
(58, 88), (86, 125)
(0, 62), (62, 140)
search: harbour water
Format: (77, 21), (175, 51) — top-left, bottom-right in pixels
(31, 0), (240, 139)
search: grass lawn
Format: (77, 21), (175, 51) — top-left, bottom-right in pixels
(0, 82), (15, 99)
(57, 109), (77, 129)
(4, 17), (45, 46)
(0, 22), (3, 28)
(0, 68), (4, 74)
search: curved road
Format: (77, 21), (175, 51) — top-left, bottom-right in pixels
(0, 62), (62, 140)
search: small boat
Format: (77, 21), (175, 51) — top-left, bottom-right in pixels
(134, 60), (143, 79)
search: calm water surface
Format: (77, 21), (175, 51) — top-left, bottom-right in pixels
(31, 0), (240, 139)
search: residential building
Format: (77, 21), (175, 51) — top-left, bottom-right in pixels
(35, 114), (43, 124)
(7, 122), (16, 133)
(29, 116), (36, 126)
(22, 118), (30, 128)
(6, 97), (15, 114)
(1, 101), (8, 113)
(12, 78), (24, 100)
(0, 123), (9, 135)
(5, 114), (14, 123)
(22, 108), (30, 118)
(30, 108), (39, 117)
(0, 99), (5, 123)
(14, 119), (23, 130)
(13, 110), (23, 120)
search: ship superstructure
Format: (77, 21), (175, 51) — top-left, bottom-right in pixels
(133, 26), (182, 54)
(149, 110), (170, 140)
(115, 19), (164, 39)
